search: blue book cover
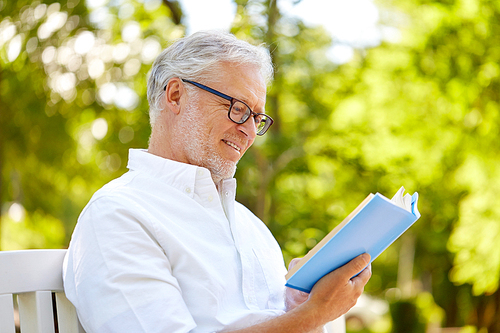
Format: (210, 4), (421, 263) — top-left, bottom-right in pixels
(285, 187), (421, 293)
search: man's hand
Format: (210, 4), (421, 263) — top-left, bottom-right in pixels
(227, 254), (371, 333)
(286, 253), (372, 325)
(300, 253), (372, 324)
(285, 258), (310, 312)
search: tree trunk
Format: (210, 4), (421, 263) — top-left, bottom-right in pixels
(162, 0), (183, 25)
(487, 289), (500, 333)
(0, 69), (5, 250)
(253, 0), (281, 222)
(397, 232), (415, 299)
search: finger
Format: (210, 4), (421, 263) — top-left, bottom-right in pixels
(288, 288), (309, 299)
(339, 253), (371, 281)
(352, 263), (372, 286)
(288, 257), (302, 270)
(285, 285), (310, 311)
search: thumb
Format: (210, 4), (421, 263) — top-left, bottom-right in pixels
(338, 253), (371, 280)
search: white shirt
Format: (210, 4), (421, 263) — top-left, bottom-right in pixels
(63, 149), (287, 333)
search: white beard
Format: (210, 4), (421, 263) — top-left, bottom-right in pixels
(173, 99), (237, 183)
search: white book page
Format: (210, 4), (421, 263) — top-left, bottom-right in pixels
(391, 186), (412, 212)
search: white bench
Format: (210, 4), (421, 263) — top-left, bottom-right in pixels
(0, 249), (346, 333)
(0, 250), (84, 333)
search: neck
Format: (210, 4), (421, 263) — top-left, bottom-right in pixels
(149, 129), (224, 185)
(147, 121), (175, 160)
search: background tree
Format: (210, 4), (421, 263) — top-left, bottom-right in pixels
(232, 0), (500, 332)
(0, 0), (183, 249)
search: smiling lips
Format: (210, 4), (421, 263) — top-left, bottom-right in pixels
(222, 139), (241, 153)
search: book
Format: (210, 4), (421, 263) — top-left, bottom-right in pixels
(285, 186), (421, 293)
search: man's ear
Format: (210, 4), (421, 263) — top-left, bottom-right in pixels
(164, 78), (184, 115)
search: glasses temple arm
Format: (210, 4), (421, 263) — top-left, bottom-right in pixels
(181, 79), (233, 101)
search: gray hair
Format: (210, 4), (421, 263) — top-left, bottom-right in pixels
(146, 30), (274, 127)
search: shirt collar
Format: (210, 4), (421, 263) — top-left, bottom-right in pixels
(126, 149), (236, 202)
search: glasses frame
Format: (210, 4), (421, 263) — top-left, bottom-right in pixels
(164, 79), (273, 136)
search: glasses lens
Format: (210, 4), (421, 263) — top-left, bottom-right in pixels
(230, 100), (272, 135)
(256, 117), (270, 135)
(229, 101), (249, 123)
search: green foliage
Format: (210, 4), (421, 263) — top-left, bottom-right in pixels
(0, 0), (184, 248)
(233, 0), (500, 330)
(389, 299), (426, 333)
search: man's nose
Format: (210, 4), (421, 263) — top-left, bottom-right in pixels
(237, 116), (257, 140)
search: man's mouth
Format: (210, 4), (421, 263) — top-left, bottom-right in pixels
(222, 139), (241, 152)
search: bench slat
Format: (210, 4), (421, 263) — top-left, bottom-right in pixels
(18, 291), (55, 333)
(55, 291), (84, 333)
(0, 294), (16, 333)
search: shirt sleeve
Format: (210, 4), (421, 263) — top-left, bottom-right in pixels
(63, 194), (197, 333)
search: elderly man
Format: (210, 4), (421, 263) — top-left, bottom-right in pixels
(63, 30), (371, 333)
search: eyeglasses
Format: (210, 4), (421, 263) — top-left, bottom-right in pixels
(169, 79), (274, 136)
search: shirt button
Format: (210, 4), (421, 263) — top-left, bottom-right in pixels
(225, 191), (229, 196)
(197, 170), (204, 176)
(185, 187), (191, 193)
(208, 195), (213, 202)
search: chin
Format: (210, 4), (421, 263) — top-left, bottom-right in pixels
(220, 166), (237, 180)
(211, 162), (237, 182)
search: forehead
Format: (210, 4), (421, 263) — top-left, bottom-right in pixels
(209, 62), (267, 106)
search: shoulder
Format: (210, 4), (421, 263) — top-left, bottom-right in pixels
(76, 170), (161, 234)
(83, 168), (166, 215)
